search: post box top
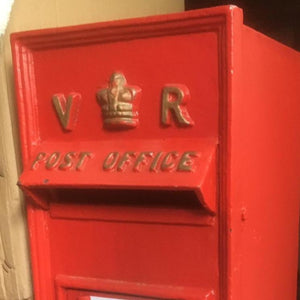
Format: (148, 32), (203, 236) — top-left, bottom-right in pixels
(11, 5), (242, 46)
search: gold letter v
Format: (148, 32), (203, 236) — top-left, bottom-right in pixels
(52, 93), (81, 131)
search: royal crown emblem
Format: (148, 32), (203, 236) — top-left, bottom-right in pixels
(97, 72), (141, 129)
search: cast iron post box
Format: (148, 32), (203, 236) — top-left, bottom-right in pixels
(11, 5), (300, 300)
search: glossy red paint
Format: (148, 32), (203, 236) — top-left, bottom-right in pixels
(11, 5), (300, 300)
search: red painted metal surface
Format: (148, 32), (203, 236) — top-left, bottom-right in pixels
(11, 5), (300, 300)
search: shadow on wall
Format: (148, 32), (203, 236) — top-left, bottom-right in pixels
(185, 0), (300, 51)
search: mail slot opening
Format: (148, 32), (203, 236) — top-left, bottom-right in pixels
(53, 189), (203, 209)
(25, 188), (216, 226)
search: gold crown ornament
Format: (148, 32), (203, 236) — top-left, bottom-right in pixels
(97, 72), (141, 129)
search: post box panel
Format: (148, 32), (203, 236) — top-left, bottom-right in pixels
(12, 8), (225, 214)
(11, 6), (239, 300)
(55, 275), (215, 300)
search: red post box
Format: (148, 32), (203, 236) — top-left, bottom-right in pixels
(11, 5), (300, 300)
